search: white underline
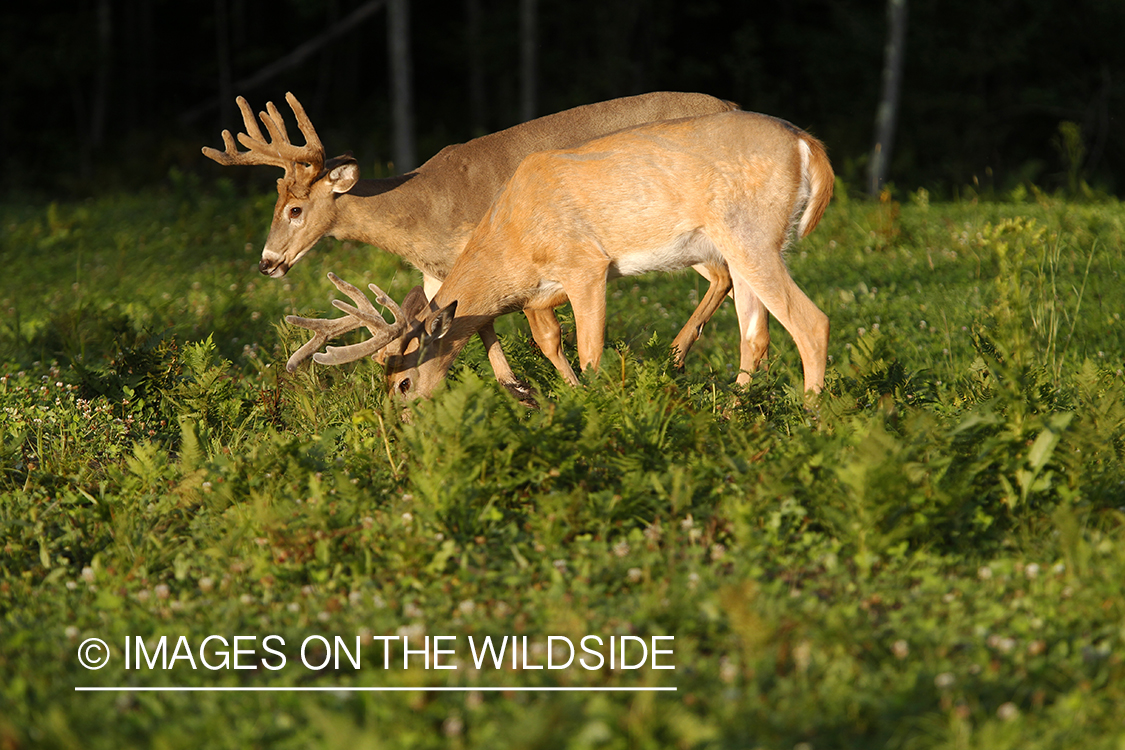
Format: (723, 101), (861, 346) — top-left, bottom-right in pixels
(75, 686), (675, 692)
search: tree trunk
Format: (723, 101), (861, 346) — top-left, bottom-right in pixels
(388, 0), (416, 172)
(78, 0), (113, 182)
(867, 0), (907, 196)
(519, 0), (538, 122)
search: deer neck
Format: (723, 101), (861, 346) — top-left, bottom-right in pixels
(331, 175), (465, 281)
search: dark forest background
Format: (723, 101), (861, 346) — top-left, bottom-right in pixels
(1, 0), (1121, 200)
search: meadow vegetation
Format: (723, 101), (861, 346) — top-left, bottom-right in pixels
(1, 180), (1123, 748)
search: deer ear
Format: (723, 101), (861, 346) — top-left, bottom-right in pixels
(401, 286), (429, 319)
(426, 301), (458, 339)
(325, 155), (359, 193)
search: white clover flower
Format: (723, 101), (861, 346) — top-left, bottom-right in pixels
(442, 715), (464, 737)
(719, 656), (737, 684)
(396, 622), (425, 639)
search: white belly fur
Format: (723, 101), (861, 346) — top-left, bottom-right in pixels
(529, 230), (722, 304)
(607, 230), (721, 279)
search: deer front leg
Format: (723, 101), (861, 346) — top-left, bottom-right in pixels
(524, 309), (580, 386)
(421, 273), (443, 301)
(560, 261), (611, 375)
(479, 323), (539, 406)
(477, 323), (520, 385)
(672, 262), (734, 367)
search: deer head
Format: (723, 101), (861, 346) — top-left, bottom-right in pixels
(202, 93), (359, 278)
(286, 273), (467, 400)
(380, 298), (464, 400)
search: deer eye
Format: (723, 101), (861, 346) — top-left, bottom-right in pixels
(289, 206), (303, 219)
(397, 377), (412, 395)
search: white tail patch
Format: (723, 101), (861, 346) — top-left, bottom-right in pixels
(794, 139), (818, 239)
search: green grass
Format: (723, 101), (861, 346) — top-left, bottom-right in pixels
(1, 184), (1124, 749)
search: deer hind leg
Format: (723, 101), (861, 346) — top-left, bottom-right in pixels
(731, 271), (771, 385)
(524, 308), (580, 387)
(714, 226), (828, 393)
(672, 262), (734, 368)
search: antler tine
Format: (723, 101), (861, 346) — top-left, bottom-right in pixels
(284, 273), (409, 371)
(285, 92), (325, 166)
(325, 272), (386, 325)
(284, 314), (365, 372)
(265, 100), (290, 145)
(202, 94), (324, 172)
(202, 95), (281, 168)
(235, 95), (267, 145)
(331, 277), (409, 336)
(313, 331), (400, 367)
(367, 282), (406, 325)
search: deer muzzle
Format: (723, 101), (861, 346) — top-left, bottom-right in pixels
(259, 257), (289, 277)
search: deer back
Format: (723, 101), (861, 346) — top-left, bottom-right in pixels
(452, 112), (821, 293)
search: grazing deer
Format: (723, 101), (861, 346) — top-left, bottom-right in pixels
(202, 91), (743, 396)
(288, 111), (833, 400)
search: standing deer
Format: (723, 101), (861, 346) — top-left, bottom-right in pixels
(202, 92), (745, 396)
(287, 111), (833, 400)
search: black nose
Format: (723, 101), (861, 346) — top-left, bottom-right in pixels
(259, 258), (287, 276)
